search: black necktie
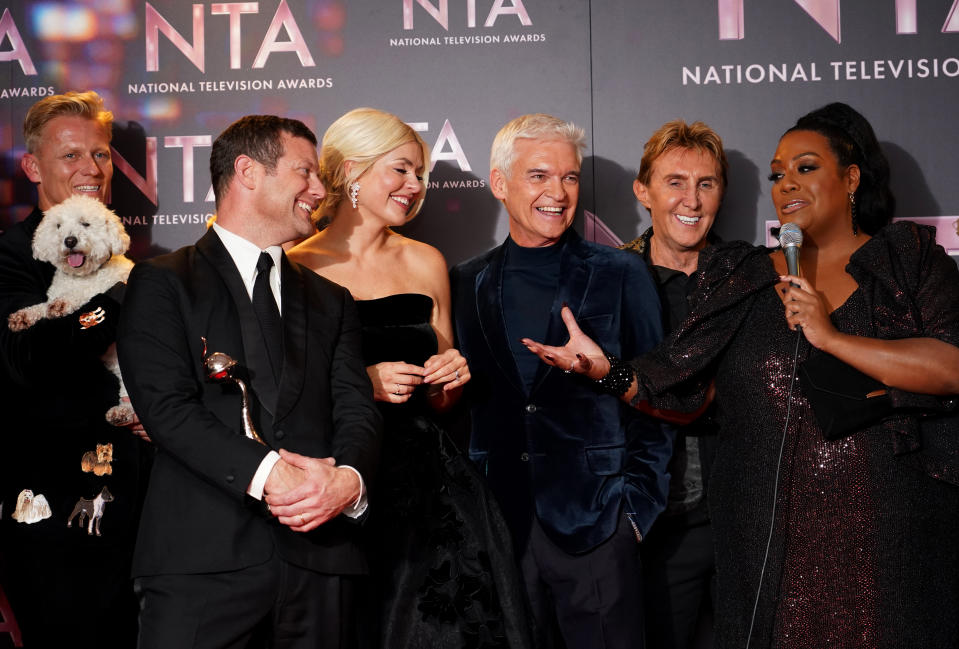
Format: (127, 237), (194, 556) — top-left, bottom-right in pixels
(252, 252), (283, 383)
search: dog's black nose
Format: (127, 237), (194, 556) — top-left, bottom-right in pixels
(64, 236), (77, 249)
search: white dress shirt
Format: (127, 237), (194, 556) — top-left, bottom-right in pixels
(212, 223), (367, 517)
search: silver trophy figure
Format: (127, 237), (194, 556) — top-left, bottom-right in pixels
(201, 337), (266, 445)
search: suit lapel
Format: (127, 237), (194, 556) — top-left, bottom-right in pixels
(530, 232), (592, 393)
(475, 242), (525, 394)
(196, 229), (279, 415)
(274, 256), (306, 423)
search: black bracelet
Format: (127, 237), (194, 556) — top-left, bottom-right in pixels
(595, 353), (633, 397)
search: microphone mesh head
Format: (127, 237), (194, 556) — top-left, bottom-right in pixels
(779, 222), (803, 248)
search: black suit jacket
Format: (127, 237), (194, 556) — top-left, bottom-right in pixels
(450, 231), (673, 554)
(117, 229), (380, 577)
(1, 208), (142, 530)
(0, 207), (148, 645)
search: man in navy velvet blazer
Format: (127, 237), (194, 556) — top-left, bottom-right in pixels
(450, 114), (673, 649)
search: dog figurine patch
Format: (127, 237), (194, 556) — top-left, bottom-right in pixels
(6, 195), (135, 426)
(11, 489), (52, 524)
(80, 443), (114, 476)
(66, 486), (113, 536)
(78, 306), (106, 330)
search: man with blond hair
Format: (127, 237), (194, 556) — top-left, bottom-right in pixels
(451, 114), (673, 648)
(0, 91), (149, 647)
(620, 118), (728, 648)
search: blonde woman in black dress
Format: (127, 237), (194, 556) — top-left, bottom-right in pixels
(289, 108), (532, 649)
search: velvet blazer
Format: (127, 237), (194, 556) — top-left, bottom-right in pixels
(450, 230), (673, 554)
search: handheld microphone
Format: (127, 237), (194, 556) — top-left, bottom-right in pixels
(778, 222), (803, 286)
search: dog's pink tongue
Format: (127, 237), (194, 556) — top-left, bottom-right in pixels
(68, 253), (85, 268)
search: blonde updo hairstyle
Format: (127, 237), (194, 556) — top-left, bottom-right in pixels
(317, 107), (431, 221)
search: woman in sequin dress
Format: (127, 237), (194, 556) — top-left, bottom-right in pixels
(522, 102), (959, 648)
(288, 108), (533, 649)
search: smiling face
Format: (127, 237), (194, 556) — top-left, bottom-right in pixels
(22, 115), (113, 211)
(634, 146), (723, 260)
(491, 137), (580, 248)
(254, 132), (326, 244)
(354, 140), (425, 227)
(769, 129), (860, 242)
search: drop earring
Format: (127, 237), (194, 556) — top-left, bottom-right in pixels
(849, 192), (858, 235)
(349, 182), (360, 209)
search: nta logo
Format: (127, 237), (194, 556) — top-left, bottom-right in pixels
(718, 0), (959, 43)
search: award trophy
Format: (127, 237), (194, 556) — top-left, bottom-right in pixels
(201, 337), (266, 445)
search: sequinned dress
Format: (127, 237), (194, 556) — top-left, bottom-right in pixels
(630, 222), (959, 649)
(356, 293), (533, 649)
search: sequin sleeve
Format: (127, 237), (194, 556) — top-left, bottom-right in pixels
(629, 240), (780, 412)
(902, 222), (959, 346)
(847, 221), (959, 412)
(845, 221), (959, 345)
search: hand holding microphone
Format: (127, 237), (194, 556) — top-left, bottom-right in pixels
(778, 223), (805, 335)
(777, 223), (836, 349)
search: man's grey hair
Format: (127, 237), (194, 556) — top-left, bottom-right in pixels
(489, 113), (586, 176)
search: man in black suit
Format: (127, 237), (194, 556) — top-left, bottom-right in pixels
(450, 113), (673, 649)
(117, 115), (381, 649)
(0, 90), (149, 648)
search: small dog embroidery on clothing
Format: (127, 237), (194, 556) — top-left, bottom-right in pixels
(11, 489), (52, 524)
(66, 486), (113, 536)
(80, 443), (114, 476)
(78, 306), (106, 329)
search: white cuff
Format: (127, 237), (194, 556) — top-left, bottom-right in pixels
(247, 450), (281, 500)
(338, 465), (367, 518)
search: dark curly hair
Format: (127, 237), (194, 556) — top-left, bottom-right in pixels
(786, 102), (895, 235)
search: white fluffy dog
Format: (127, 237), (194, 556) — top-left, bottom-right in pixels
(7, 195), (135, 425)
(11, 489), (52, 524)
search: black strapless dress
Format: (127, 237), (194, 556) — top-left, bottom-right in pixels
(355, 293), (533, 649)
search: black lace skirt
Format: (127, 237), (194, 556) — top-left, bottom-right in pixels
(365, 412), (534, 649)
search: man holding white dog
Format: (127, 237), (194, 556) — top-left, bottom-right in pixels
(0, 91), (150, 647)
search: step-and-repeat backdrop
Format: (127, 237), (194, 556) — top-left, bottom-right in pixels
(2, 0), (957, 264)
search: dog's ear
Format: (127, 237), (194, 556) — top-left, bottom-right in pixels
(110, 214), (131, 256)
(31, 209), (59, 264)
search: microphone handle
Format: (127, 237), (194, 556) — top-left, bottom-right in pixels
(783, 245), (803, 332)
(783, 245), (801, 288)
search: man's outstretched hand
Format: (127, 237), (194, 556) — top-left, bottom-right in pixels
(521, 305), (610, 380)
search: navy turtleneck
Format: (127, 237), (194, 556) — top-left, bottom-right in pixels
(502, 234), (564, 391)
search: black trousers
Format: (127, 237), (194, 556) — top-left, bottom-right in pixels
(136, 551), (363, 649)
(520, 515), (644, 649)
(0, 524), (139, 649)
(640, 518), (715, 649)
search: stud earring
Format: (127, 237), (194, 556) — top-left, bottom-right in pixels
(849, 192), (858, 235)
(349, 182), (360, 209)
